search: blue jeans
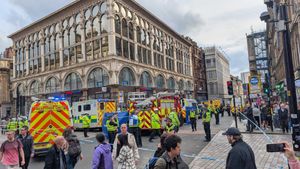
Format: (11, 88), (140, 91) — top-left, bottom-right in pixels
(66, 154), (74, 169)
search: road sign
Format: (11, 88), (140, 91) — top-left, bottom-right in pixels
(249, 75), (261, 94)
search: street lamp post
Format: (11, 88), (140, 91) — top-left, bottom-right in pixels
(280, 4), (300, 152)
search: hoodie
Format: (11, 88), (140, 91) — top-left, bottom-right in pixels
(92, 143), (113, 169)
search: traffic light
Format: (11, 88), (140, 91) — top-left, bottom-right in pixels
(263, 83), (269, 94)
(227, 81), (233, 95)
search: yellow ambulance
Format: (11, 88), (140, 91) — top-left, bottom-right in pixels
(29, 100), (72, 155)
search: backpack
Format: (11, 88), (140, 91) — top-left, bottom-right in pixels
(145, 156), (169, 169)
(68, 137), (81, 157)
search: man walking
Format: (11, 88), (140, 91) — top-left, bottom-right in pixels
(189, 108), (197, 131)
(149, 108), (161, 142)
(82, 113), (90, 137)
(44, 136), (67, 169)
(202, 105), (211, 142)
(223, 127), (257, 169)
(129, 109), (142, 147)
(278, 103), (289, 133)
(17, 126), (34, 169)
(246, 104), (256, 133)
(0, 130), (25, 169)
(169, 108), (180, 133)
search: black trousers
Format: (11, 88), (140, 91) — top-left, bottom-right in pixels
(129, 127), (142, 147)
(108, 131), (117, 151)
(247, 118), (256, 132)
(21, 155), (30, 169)
(190, 118), (197, 131)
(221, 110), (224, 117)
(149, 129), (161, 141)
(227, 109), (231, 116)
(203, 122), (211, 141)
(281, 120), (289, 133)
(254, 116), (260, 127)
(215, 113), (220, 125)
(83, 128), (88, 137)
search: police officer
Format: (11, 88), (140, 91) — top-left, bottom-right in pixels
(149, 108), (161, 142)
(18, 117), (24, 135)
(7, 118), (18, 133)
(82, 113), (90, 137)
(202, 105), (211, 142)
(164, 117), (175, 133)
(189, 108), (197, 132)
(129, 109), (142, 147)
(106, 113), (119, 149)
(169, 108), (180, 133)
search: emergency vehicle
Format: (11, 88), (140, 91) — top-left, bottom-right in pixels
(181, 99), (200, 122)
(29, 100), (72, 155)
(72, 99), (116, 129)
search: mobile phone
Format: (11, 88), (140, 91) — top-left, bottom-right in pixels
(266, 143), (285, 152)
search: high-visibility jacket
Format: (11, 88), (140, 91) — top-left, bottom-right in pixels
(106, 119), (119, 132)
(151, 113), (161, 129)
(169, 112), (180, 127)
(190, 111), (196, 119)
(202, 109), (211, 123)
(18, 121), (24, 130)
(24, 120), (29, 127)
(7, 121), (17, 131)
(82, 115), (90, 128)
(165, 123), (175, 132)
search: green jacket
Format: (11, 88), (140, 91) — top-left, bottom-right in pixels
(82, 115), (90, 128)
(169, 112), (180, 127)
(151, 113), (161, 129)
(202, 109), (211, 123)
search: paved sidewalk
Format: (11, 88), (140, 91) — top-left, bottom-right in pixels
(189, 119), (292, 169)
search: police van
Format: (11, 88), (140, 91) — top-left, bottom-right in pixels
(72, 99), (116, 129)
(29, 99), (72, 155)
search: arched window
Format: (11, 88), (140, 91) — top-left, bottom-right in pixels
(75, 26), (82, 43)
(122, 19), (128, 37)
(17, 84), (25, 95)
(156, 75), (165, 89)
(93, 18), (100, 37)
(140, 71), (152, 87)
(129, 22), (134, 40)
(119, 67), (135, 86)
(187, 81), (192, 91)
(178, 80), (184, 90)
(30, 80), (39, 95)
(101, 14), (108, 33)
(141, 29), (146, 45)
(64, 72), (82, 91)
(45, 77), (60, 93)
(85, 21), (92, 39)
(115, 15), (121, 34)
(167, 77), (175, 90)
(70, 27), (76, 45)
(87, 68), (109, 88)
(136, 27), (141, 43)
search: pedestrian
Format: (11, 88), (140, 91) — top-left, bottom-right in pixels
(17, 126), (34, 169)
(106, 113), (119, 150)
(220, 103), (225, 117)
(214, 105), (220, 125)
(246, 104), (256, 133)
(266, 104), (273, 131)
(154, 133), (171, 158)
(261, 104), (268, 130)
(0, 130), (25, 169)
(278, 103), (289, 133)
(223, 127), (257, 169)
(169, 108), (180, 133)
(154, 135), (189, 169)
(282, 141), (300, 169)
(6, 118), (18, 133)
(82, 113), (90, 137)
(128, 109), (142, 147)
(62, 127), (83, 169)
(226, 104), (231, 116)
(92, 133), (113, 169)
(189, 108), (197, 131)
(252, 105), (261, 128)
(116, 134), (136, 169)
(44, 136), (67, 169)
(149, 108), (162, 142)
(164, 118), (175, 133)
(273, 103), (281, 129)
(202, 104), (211, 142)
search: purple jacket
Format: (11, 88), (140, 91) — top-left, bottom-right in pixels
(92, 143), (113, 169)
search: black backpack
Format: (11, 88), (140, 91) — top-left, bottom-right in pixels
(68, 137), (81, 157)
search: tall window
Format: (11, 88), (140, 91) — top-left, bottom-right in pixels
(156, 75), (165, 89)
(64, 72), (82, 91)
(87, 68), (109, 88)
(167, 77), (175, 90)
(119, 67), (135, 86)
(46, 77), (60, 93)
(30, 80), (39, 95)
(115, 15), (121, 34)
(140, 71), (152, 87)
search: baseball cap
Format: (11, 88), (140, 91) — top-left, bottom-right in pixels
(222, 127), (241, 136)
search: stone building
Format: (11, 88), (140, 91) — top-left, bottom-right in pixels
(8, 0), (203, 113)
(204, 46), (231, 102)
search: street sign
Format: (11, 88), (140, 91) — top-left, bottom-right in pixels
(249, 75), (261, 94)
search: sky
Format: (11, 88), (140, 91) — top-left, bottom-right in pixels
(0, 0), (266, 76)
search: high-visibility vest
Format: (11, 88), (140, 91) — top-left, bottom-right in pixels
(151, 113), (161, 129)
(106, 119), (118, 132)
(190, 111), (196, 118)
(165, 123), (175, 132)
(24, 120), (29, 127)
(202, 110), (211, 123)
(82, 115), (90, 128)
(18, 121), (24, 130)
(7, 121), (17, 131)
(169, 112), (180, 127)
